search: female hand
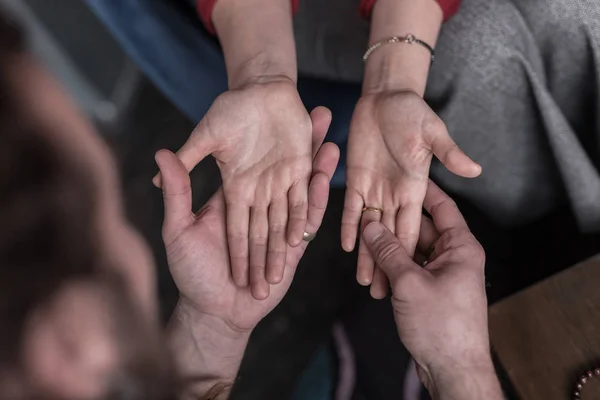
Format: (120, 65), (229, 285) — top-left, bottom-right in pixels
(154, 79), (315, 300)
(343, 90), (481, 298)
(156, 108), (339, 330)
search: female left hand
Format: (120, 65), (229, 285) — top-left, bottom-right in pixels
(342, 91), (481, 299)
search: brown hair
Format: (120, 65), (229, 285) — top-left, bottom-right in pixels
(0, 9), (175, 400)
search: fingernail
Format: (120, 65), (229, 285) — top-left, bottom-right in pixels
(363, 222), (385, 243)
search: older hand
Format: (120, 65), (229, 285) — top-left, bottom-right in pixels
(154, 79), (313, 300)
(363, 181), (499, 398)
(343, 91), (481, 298)
(156, 107), (338, 332)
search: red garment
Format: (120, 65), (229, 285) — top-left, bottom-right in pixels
(197, 0), (459, 34)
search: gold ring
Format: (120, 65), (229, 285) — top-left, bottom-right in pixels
(362, 207), (383, 214)
(303, 231), (317, 242)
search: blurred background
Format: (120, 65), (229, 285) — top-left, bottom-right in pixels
(9, 1), (600, 399)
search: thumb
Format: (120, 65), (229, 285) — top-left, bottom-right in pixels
(362, 222), (417, 282)
(153, 118), (215, 188)
(428, 121), (482, 178)
(155, 150), (193, 240)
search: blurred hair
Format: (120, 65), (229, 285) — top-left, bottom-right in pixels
(0, 9), (175, 400)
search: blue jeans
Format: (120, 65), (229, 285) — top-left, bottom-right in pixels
(84, 0), (359, 187)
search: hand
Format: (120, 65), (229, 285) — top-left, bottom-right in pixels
(156, 107), (339, 333)
(343, 91), (481, 299)
(362, 181), (497, 397)
(154, 79), (313, 300)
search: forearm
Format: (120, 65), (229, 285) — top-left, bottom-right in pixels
(167, 301), (250, 399)
(427, 359), (505, 400)
(363, 0), (443, 96)
(212, 0), (297, 89)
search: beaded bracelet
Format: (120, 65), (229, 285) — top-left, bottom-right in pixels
(573, 367), (600, 399)
(362, 34), (436, 62)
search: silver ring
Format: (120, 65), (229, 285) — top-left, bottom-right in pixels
(303, 231), (317, 242)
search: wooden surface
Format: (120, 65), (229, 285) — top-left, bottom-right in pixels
(489, 255), (600, 399)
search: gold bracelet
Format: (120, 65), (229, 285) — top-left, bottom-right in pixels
(362, 34), (435, 62)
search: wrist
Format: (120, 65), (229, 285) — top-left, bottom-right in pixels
(227, 54), (297, 90)
(363, 45), (430, 96)
(175, 298), (252, 344)
(363, 0), (443, 96)
(213, 0), (297, 89)
(167, 300), (250, 398)
(426, 356), (504, 400)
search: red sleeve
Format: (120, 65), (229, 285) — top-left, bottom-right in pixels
(358, 0), (461, 22)
(197, 0), (300, 35)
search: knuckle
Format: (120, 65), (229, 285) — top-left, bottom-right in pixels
(395, 227), (419, 244)
(441, 227), (470, 246)
(439, 228), (485, 265)
(228, 231), (248, 242)
(267, 247), (286, 257)
(372, 237), (402, 266)
(250, 263), (266, 272)
(269, 223), (286, 234)
(429, 197), (459, 219)
(290, 200), (307, 212)
(470, 240), (486, 267)
(250, 236), (268, 246)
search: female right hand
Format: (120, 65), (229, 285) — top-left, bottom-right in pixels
(154, 80), (316, 300)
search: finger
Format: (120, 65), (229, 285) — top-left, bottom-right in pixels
(153, 118), (215, 188)
(357, 208), (381, 286)
(305, 143), (340, 236)
(250, 206), (270, 299)
(341, 189), (363, 252)
(279, 170), (332, 287)
(362, 222), (419, 282)
(309, 106), (333, 158)
(155, 150), (194, 239)
(428, 121), (481, 178)
(287, 178), (309, 247)
(395, 201), (422, 258)
(370, 210), (395, 299)
(417, 215), (439, 255)
(304, 172), (330, 238)
(227, 202), (250, 287)
(423, 180), (469, 233)
(311, 142), (340, 181)
(266, 198), (287, 285)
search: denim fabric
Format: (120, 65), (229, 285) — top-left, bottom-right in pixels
(83, 0), (359, 187)
(291, 344), (335, 400)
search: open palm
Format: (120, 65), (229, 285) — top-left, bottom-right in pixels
(343, 91), (481, 299)
(154, 80), (313, 300)
(156, 108), (339, 332)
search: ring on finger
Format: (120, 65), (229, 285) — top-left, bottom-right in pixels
(303, 231), (317, 242)
(423, 242), (437, 265)
(362, 207), (383, 214)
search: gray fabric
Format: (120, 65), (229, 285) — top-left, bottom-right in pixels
(294, 0), (368, 82)
(295, 0), (600, 231)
